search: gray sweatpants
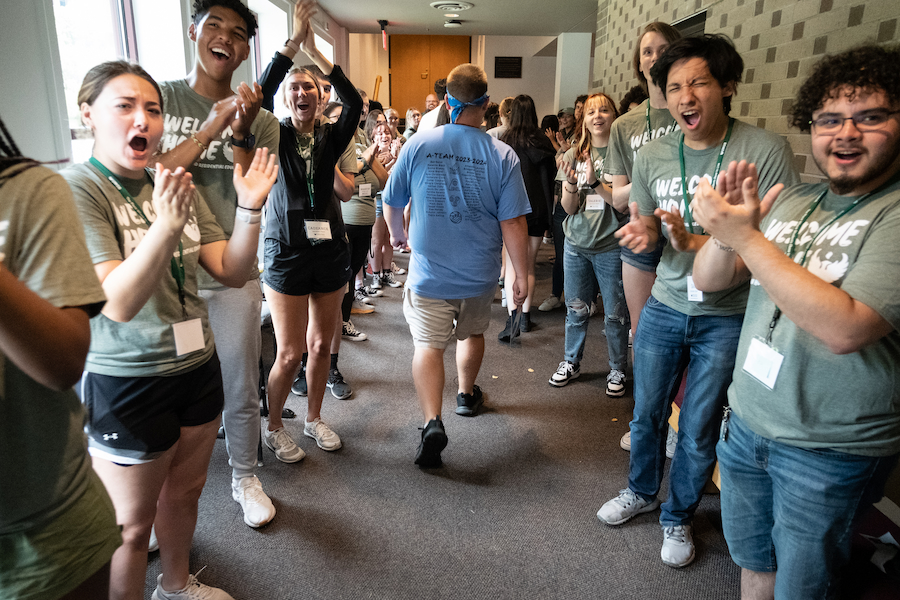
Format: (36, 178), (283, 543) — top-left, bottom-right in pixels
(201, 280), (263, 481)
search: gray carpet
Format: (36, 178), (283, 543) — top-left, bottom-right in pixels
(145, 244), (740, 599)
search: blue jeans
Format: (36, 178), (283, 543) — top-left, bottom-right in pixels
(629, 296), (743, 526)
(562, 240), (628, 371)
(717, 411), (899, 599)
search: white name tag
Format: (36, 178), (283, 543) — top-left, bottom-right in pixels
(586, 194), (605, 211)
(359, 183), (373, 198)
(304, 219), (332, 241)
(173, 318), (204, 356)
(687, 275), (704, 302)
(742, 336), (784, 390)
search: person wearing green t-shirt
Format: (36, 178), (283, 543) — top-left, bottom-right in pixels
(691, 44), (900, 600)
(546, 93), (629, 397)
(599, 35), (800, 570)
(0, 125), (120, 600)
(154, 0), (280, 530)
(67, 60), (276, 600)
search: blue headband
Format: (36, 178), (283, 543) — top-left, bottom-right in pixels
(446, 91), (490, 124)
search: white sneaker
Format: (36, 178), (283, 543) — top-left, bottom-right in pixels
(151, 572), (234, 600)
(391, 261), (406, 275)
(231, 476), (275, 528)
(620, 430), (631, 451)
(264, 426), (306, 463)
(606, 369), (626, 397)
(661, 525), (695, 568)
(666, 425), (677, 459)
(148, 524), (159, 553)
(304, 418), (342, 451)
(538, 295), (562, 311)
(549, 361), (580, 387)
(597, 488), (661, 525)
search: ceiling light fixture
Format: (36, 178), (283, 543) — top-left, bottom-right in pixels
(444, 13), (460, 18)
(430, 2), (474, 12)
(444, 19), (462, 28)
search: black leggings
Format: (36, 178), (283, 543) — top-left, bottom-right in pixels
(341, 223), (374, 321)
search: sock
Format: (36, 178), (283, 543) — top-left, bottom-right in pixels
(330, 353), (339, 370)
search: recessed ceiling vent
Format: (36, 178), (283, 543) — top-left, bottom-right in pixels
(430, 2), (474, 12)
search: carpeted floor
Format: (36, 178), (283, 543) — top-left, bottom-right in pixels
(145, 244), (741, 599)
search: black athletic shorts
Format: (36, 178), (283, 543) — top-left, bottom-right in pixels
(264, 236), (352, 296)
(78, 353), (224, 464)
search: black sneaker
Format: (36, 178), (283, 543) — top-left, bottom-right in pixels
(291, 364), (307, 396)
(455, 384), (484, 416)
(414, 417), (448, 468)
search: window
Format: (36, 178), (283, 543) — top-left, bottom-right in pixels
(53, 0), (122, 163)
(53, 0), (186, 163)
(132, 0), (188, 83)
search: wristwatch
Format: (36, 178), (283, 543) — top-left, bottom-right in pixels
(231, 133), (256, 149)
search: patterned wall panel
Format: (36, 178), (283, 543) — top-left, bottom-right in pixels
(591, 0), (900, 181)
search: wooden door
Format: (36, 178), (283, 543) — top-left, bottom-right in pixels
(389, 35), (471, 116)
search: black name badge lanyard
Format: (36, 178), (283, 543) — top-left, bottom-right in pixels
(297, 132), (330, 244)
(89, 157), (187, 318)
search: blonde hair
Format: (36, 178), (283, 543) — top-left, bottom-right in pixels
(575, 93), (618, 157)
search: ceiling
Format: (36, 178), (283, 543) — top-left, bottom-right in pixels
(316, 0), (599, 37)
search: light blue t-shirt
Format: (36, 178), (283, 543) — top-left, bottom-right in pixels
(383, 124), (531, 299)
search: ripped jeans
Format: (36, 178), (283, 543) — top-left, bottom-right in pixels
(562, 239), (628, 371)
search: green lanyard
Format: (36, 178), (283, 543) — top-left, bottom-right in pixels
(589, 146), (605, 181)
(765, 187), (872, 343)
(296, 132), (316, 210)
(89, 157), (188, 317)
(679, 117), (735, 234)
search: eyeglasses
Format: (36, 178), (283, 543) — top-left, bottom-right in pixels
(810, 109), (900, 133)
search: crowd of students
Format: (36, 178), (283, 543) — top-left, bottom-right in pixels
(2, 0), (900, 598)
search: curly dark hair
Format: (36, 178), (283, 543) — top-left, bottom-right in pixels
(790, 44), (900, 132)
(191, 0), (258, 38)
(619, 85), (649, 115)
(651, 34), (743, 115)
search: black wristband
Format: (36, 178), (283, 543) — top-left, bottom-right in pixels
(237, 204), (262, 212)
(589, 179), (601, 189)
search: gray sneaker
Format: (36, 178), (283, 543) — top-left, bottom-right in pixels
(264, 426), (306, 463)
(327, 368), (352, 400)
(665, 425), (677, 459)
(597, 488), (660, 525)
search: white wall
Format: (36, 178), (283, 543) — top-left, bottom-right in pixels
(0, 0), (71, 166)
(347, 34), (391, 102)
(482, 36), (558, 123)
